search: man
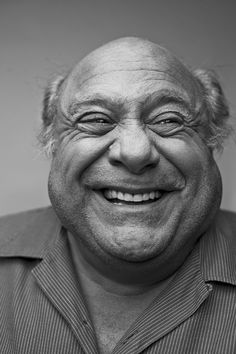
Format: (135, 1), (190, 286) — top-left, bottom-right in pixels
(0, 37), (235, 353)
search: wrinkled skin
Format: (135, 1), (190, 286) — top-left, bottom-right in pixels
(48, 38), (222, 284)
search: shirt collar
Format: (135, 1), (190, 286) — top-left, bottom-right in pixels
(0, 207), (61, 258)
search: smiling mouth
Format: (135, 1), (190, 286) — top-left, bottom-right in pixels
(102, 189), (163, 205)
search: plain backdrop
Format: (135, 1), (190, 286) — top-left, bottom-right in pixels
(0, 0), (235, 216)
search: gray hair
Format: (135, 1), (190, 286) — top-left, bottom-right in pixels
(37, 75), (66, 157)
(38, 68), (232, 157)
(191, 69), (232, 151)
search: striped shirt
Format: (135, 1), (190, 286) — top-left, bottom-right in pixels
(0, 207), (235, 353)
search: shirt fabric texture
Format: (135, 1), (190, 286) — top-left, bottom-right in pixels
(0, 206), (235, 353)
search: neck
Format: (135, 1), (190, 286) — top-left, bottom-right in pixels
(67, 231), (177, 296)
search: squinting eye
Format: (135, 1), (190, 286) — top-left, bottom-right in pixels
(93, 118), (108, 124)
(158, 118), (182, 126)
(149, 113), (184, 136)
(75, 112), (115, 135)
(78, 113), (111, 124)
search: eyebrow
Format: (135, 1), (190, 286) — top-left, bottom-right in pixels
(141, 90), (194, 115)
(67, 89), (194, 117)
(67, 95), (125, 116)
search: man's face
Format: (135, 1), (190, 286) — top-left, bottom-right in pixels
(48, 40), (222, 267)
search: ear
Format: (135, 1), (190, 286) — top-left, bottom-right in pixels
(192, 69), (231, 152)
(38, 75), (65, 157)
(42, 75), (65, 127)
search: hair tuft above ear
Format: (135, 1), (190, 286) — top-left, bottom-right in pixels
(38, 75), (65, 156)
(42, 75), (65, 127)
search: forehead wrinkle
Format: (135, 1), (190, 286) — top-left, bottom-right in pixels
(66, 88), (195, 121)
(67, 66), (200, 106)
(63, 58), (202, 118)
(74, 68), (172, 90)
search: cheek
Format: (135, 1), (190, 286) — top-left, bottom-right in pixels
(53, 134), (114, 180)
(157, 134), (213, 180)
(159, 134), (222, 217)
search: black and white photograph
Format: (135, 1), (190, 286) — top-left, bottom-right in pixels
(0, 1), (235, 353)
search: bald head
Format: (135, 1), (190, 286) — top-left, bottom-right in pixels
(75, 37), (186, 72)
(78, 37), (173, 71)
(63, 37), (199, 99)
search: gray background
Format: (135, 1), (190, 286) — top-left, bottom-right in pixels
(1, 0), (235, 216)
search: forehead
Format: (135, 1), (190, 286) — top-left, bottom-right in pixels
(60, 43), (200, 110)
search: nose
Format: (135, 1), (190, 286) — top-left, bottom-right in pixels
(108, 124), (160, 174)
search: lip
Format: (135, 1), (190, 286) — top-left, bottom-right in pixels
(92, 184), (178, 194)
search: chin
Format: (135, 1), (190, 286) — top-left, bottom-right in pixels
(91, 225), (175, 263)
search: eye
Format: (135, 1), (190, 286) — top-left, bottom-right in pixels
(75, 112), (115, 135)
(149, 112), (184, 136)
(78, 112), (111, 124)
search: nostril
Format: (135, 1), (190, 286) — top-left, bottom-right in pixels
(108, 147), (160, 174)
(107, 129), (160, 173)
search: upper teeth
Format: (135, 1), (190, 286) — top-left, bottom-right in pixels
(104, 190), (162, 202)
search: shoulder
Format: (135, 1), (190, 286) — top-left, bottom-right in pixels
(0, 206), (61, 258)
(218, 208), (236, 222)
(217, 209), (236, 244)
